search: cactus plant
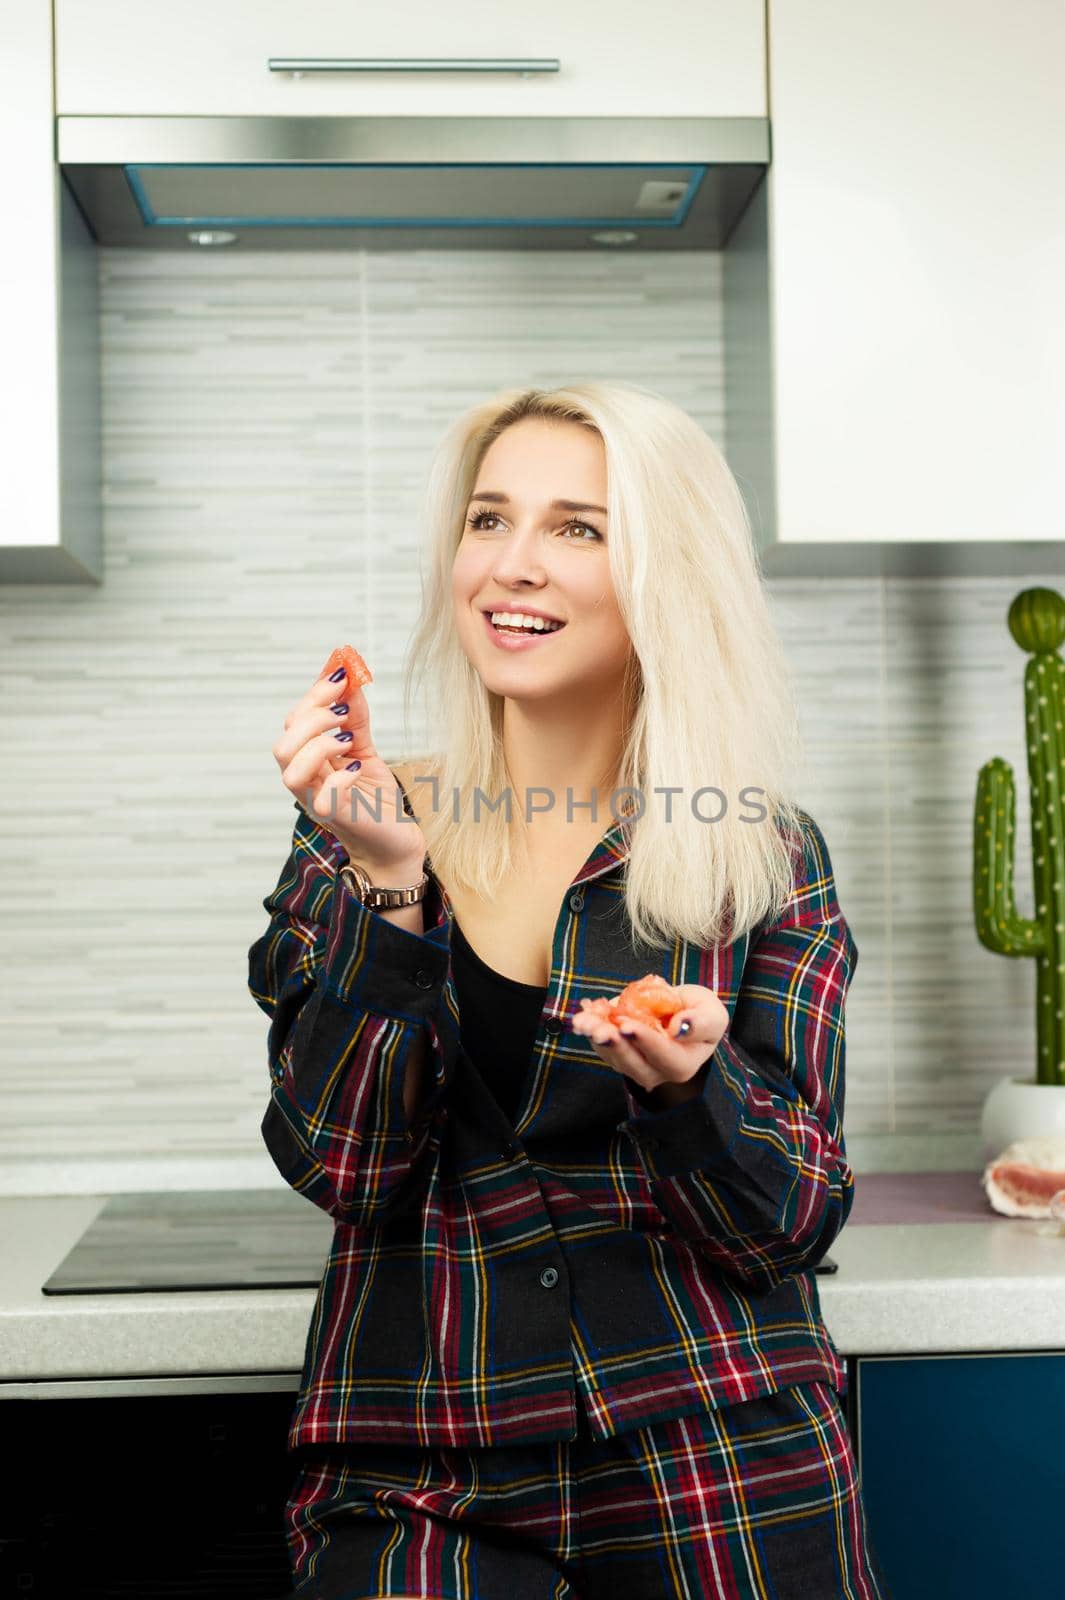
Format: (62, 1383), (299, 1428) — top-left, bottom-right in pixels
(974, 587), (1065, 1086)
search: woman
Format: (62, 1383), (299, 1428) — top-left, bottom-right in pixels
(250, 382), (892, 1599)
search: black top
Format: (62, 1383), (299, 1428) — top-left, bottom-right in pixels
(450, 917), (547, 1125)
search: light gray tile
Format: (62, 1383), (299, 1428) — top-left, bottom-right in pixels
(883, 576), (1061, 744)
(1, 246), (1037, 1190)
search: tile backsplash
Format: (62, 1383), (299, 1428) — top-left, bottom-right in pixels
(0, 247), (1052, 1193)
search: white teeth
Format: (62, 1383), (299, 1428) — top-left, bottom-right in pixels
(489, 611), (563, 633)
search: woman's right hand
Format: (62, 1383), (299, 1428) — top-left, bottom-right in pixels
(271, 664), (427, 876)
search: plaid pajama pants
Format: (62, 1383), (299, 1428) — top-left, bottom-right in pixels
(281, 1380), (892, 1600)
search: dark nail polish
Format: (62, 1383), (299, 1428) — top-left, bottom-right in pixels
(330, 701), (349, 715)
(334, 730), (353, 743)
(602, 1037), (615, 1046)
(677, 1020), (691, 1037)
(620, 1028), (635, 1038)
(345, 760), (362, 772)
(328, 667), (346, 683)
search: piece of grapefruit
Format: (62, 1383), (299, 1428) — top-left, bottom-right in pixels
(579, 973), (687, 1035)
(320, 643), (373, 691)
(982, 1135), (1065, 1217)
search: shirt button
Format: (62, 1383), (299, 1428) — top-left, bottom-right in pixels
(502, 1141), (519, 1161)
(544, 1017), (564, 1036)
(413, 969), (435, 989)
(568, 890), (585, 912)
(539, 1266), (559, 1289)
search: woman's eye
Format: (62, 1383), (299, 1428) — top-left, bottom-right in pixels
(465, 509), (602, 542)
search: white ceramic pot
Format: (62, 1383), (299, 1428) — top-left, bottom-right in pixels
(980, 1074), (1065, 1160)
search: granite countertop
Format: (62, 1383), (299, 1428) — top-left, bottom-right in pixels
(3, 1173), (1065, 1392)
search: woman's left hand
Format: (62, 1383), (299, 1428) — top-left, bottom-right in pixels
(569, 984), (730, 1096)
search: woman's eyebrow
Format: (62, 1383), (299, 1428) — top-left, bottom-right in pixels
(470, 491), (608, 516)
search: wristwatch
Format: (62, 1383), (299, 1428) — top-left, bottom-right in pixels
(340, 854), (431, 910)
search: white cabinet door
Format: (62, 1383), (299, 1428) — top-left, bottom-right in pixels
(54, 0), (766, 119)
(1, 0), (100, 580)
(748, 0), (1065, 560)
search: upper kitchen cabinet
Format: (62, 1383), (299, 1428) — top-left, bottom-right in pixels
(54, 0), (766, 119)
(725, 0), (1065, 574)
(55, 0), (769, 253)
(1, 0), (101, 582)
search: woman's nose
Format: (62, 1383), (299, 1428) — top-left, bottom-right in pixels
(488, 528), (550, 577)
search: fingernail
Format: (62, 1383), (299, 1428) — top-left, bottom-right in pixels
(334, 730), (353, 743)
(327, 666), (346, 683)
(330, 701), (349, 715)
(620, 1027), (635, 1038)
(676, 1020), (691, 1037)
(345, 760), (362, 772)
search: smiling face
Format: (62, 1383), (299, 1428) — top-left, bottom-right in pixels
(451, 418), (634, 705)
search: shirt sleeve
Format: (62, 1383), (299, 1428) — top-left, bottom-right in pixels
(247, 801), (452, 1226)
(617, 811), (857, 1295)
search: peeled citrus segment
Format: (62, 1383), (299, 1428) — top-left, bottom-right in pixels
(623, 974), (688, 1023)
(580, 973), (687, 1034)
(320, 643), (373, 691)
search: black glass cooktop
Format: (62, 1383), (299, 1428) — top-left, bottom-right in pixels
(42, 1187), (837, 1295)
(42, 1188), (334, 1295)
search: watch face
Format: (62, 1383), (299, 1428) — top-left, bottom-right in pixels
(342, 864), (369, 898)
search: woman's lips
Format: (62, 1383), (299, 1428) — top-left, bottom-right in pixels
(481, 611), (567, 651)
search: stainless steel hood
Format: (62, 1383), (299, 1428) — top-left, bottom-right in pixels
(57, 116), (769, 251)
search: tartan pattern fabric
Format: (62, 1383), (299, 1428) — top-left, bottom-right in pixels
(248, 792), (859, 1452)
(282, 1379), (891, 1600)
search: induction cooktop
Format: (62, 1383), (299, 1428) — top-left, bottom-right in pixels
(42, 1187), (837, 1295)
(41, 1188), (334, 1295)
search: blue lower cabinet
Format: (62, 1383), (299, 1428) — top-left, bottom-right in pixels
(856, 1352), (1065, 1600)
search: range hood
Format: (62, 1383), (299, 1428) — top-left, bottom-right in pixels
(57, 116), (769, 250)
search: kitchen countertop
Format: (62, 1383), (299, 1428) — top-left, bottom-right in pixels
(3, 1179), (1065, 1394)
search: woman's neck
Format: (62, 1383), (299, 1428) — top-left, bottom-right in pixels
(499, 691), (631, 835)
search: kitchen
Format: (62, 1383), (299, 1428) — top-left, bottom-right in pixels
(2, 2), (1065, 1596)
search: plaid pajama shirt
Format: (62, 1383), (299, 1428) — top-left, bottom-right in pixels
(250, 790), (890, 1596)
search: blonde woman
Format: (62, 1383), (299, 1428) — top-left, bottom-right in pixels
(251, 382), (892, 1600)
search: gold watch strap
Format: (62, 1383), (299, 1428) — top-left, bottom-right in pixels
(340, 856), (430, 909)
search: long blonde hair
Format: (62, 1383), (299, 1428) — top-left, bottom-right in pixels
(398, 380), (808, 954)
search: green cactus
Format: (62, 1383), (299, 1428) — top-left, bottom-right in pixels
(974, 586), (1065, 1086)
